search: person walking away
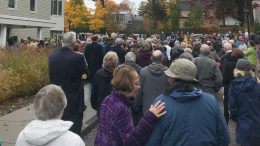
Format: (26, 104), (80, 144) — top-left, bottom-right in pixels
(90, 51), (119, 113)
(48, 32), (88, 135)
(84, 35), (104, 87)
(146, 58), (230, 146)
(194, 44), (223, 97)
(135, 50), (168, 115)
(229, 58), (260, 146)
(16, 84), (85, 146)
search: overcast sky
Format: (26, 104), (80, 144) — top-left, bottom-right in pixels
(84, 0), (143, 11)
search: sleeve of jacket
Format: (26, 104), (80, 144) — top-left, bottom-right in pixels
(228, 83), (238, 121)
(215, 99), (231, 146)
(116, 109), (159, 146)
(134, 68), (145, 107)
(244, 47), (252, 57)
(80, 54), (89, 77)
(214, 63), (223, 91)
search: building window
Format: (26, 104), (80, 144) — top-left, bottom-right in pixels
(30, 0), (36, 12)
(51, 0), (62, 15)
(8, 0), (16, 9)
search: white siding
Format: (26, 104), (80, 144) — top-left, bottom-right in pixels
(10, 28), (50, 40)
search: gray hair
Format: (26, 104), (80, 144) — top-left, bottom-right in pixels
(200, 44), (210, 55)
(179, 52), (194, 62)
(62, 32), (76, 47)
(224, 43), (232, 52)
(34, 84), (67, 121)
(115, 38), (124, 46)
(125, 52), (136, 62)
(103, 51), (119, 70)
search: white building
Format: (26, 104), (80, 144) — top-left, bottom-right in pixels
(0, 0), (64, 47)
(218, 16), (241, 26)
(253, 1), (260, 23)
(119, 10), (132, 29)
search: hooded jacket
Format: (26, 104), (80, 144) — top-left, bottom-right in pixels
(135, 63), (168, 113)
(229, 76), (260, 145)
(146, 88), (230, 146)
(16, 120), (85, 146)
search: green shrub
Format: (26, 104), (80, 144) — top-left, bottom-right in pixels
(0, 48), (50, 102)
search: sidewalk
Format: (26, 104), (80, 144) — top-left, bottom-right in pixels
(0, 84), (97, 146)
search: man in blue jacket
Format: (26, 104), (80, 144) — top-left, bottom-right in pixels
(146, 58), (230, 146)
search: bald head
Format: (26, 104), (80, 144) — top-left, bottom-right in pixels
(200, 44), (210, 55)
(152, 50), (163, 64)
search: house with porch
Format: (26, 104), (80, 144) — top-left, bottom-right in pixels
(0, 0), (64, 47)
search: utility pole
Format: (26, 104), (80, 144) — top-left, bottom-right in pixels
(244, 0), (250, 38)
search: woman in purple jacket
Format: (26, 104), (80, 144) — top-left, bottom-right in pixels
(95, 65), (166, 146)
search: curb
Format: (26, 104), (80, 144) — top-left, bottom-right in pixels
(81, 114), (98, 136)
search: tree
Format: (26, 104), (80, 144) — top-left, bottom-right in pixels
(144, 0), (167, 30)
(104, 0), (120, 32)
(138, 1), (147, 16)
(93, 0), (105, 7)
(215, 0), (237, 27)
(184, 0), (204, 32)
(118, 2), (131, 11)
(64, 0), (90, 32)
(167, 0), (181, 31)
(89, 0), (107, 32)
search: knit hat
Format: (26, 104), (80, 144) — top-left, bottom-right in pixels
(164, 58), (197, 82)
(236, 58), (251, 71)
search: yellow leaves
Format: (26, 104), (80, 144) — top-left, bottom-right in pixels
(89, 0), (107, 32)
(90, 19), (105, 31)
(64, 0), (90, 31)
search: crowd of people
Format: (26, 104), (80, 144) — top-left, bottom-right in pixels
(15, 30), (260, 146)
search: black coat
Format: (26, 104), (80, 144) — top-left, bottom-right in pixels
(110, 45), (126, 64)
(90, 68), (113, 111)
(220, 52), (236, 86)
(48, 47), (88, 117)
(84, 42), (104, 83)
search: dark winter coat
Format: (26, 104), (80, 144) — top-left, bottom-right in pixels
(90, 68), (113, 111)
(146, 88), (230, 146)
(229, 76), (260, 145)
(220, 52), (235, 86)
(48, 47), (88, 117)
(84, 42), (104, 83)
(124, 61), (142, 75)
(110, 45), (127, 64)
(136, 50), (152, 67)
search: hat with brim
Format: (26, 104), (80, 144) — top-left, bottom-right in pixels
(164, 58), (198, 82)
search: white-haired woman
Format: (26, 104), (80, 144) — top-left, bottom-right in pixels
(16, 85), (85, 146)
(90, 51), (119, 113)
(229, 58), (260, 146)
